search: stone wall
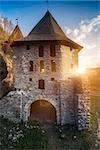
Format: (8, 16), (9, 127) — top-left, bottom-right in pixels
(0, 76), (91, 130)
(77, 75), (91, 130)
(0, 81), (4, 98)
(0, 91), (21, 122)
(0, 81), (9, 98)
(0, 43), (91, 130)
(12, 44), (74, 89)
(0, 78), (75, 124)
(11, 44), (76, 124)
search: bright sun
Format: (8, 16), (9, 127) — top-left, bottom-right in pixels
(77, 67), (86, 74)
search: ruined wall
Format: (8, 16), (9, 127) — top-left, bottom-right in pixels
(77, 75), (91, 130)
(0, 91), (21, 122)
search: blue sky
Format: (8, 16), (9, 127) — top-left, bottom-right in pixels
(0, 1), (99, 35)
(0, 1), (100, 68)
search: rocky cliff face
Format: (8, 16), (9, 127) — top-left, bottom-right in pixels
(0, 54), (8, 81)
(0, 18), (14, 98)
(0, 54), (8, 98)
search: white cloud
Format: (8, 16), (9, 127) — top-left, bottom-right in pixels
(73, 29), (79, 36)
(65, 15), (100, 68)
(65, 26), (72, 35)
(86, 44), (96, 50)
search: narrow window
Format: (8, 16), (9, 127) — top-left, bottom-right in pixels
(38, 79), (45, 89)
(70, 47), (73, 51)
(40, 60), (44, 72)
(27, 45), (30, 50)
(29, 78), (32, 82)
(51, 78), (55, 81)
(29, 61), (33, 71)
(51, 60), (56, 72)
(39, 46), (44, 57)
(50, 45), (56, 57)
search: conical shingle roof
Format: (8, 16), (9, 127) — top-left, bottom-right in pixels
(13, 11), (82, 50)
(9, 25), (23, 43)
(26, 11), (68, 41)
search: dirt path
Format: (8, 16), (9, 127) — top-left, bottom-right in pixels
(42, 123), (62, 150)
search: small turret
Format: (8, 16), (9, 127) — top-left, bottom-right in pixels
(8, 24), (23, 43)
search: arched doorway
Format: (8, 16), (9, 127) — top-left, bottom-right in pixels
(29, 100), (56, 124)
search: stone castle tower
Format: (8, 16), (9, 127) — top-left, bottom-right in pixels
(0, 11), (90, 130)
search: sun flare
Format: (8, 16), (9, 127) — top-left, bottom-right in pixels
(77, 67), (86, 74)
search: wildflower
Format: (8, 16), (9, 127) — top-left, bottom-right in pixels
(12, 136), (17, 142)
(9, 146), (13, 149)
(37, 126), (40, 129)
(42, 130), (45, 133)
(8, 133), (12, 139)
(13, 127), (15, 130)
(73, 135), (77, 139)
(31, 126), (33, 129)
(4, 127), (6, 130)
(16, 127), (19, 130)
(16, 134), (19, 138)
(26, 126), (30, 129)
(61, 134), (66, 138)
(19, 130), (23, 133)
(19, 134), (24, 137)
(25, 124), (27, 127)
(10, 129), (13, 132)
(59, 129), (62, 133)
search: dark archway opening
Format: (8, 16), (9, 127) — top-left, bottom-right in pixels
(29, 100), (56, 124)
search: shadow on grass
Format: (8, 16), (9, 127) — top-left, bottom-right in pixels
(55, 123), (97, 150)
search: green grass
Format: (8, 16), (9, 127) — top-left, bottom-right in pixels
(90, 96), (100, 149)
(0, 116), (49, 150)
(55, 124), (97, 150)
(0, 116), (98, 150)
(90, 96), (100, 134)
(91, 96), (100, 118)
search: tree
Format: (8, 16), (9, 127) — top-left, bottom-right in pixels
(0, 17), (14, 35)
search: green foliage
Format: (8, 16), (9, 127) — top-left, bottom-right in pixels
(0, 117), (98, 150)
(0, 117), (49, 150)
(55, 124), (96, 150)
(91, 96), (100, 118)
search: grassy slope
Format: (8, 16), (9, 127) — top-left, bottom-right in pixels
(86, 68), (100, 118)
(55, 124), (97, 150)
(0, 117), (49, 150)
(0, 117), (98, 150)
(88, 68), (100, 93)
(91, 96), (100, 118)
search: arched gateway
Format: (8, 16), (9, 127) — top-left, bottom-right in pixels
(28, 100), (56, 124)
